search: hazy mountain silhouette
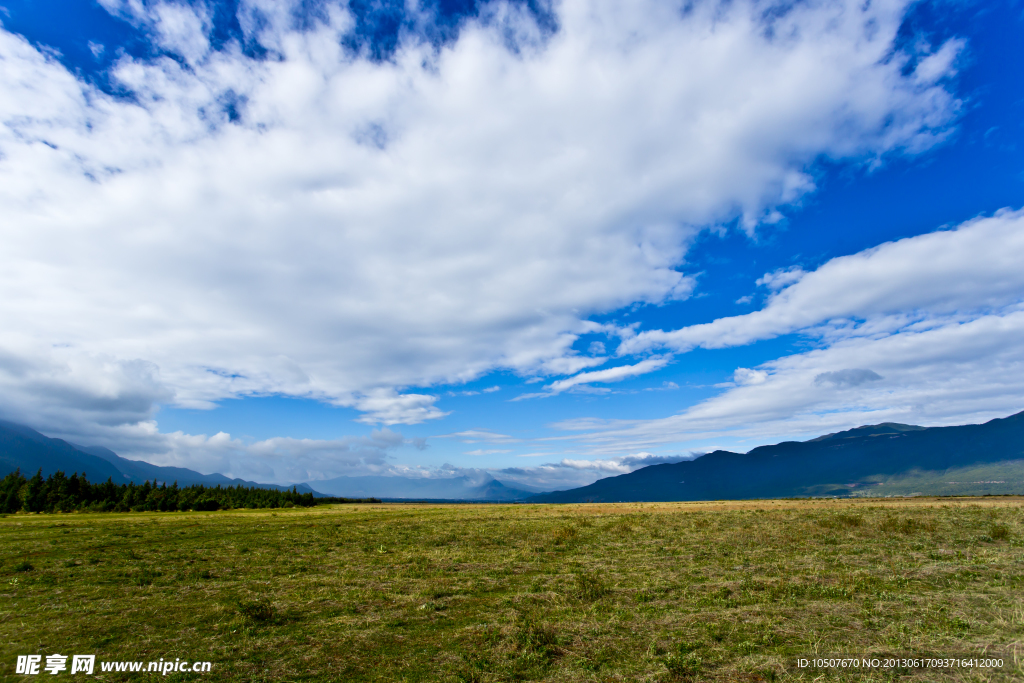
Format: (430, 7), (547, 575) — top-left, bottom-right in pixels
(308, 474), (536, 501)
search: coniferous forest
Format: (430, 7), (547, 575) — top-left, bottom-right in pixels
(0, 469), (378, 514)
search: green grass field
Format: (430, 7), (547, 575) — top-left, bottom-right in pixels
(2, 498), (1023, 681)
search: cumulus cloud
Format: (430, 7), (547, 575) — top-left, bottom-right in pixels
(0, 344), (173, 435)
(351, 389), (448, 425)
(98, 0), (214, 65)
(0, 0), (962, 437)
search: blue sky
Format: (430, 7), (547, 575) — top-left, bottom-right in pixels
(1, 0), (1022, 489)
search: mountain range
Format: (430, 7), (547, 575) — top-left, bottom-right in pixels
(5, 411), (1024, 503)
(0, 420), (321, 494)
(0, 420), (536, 500)
(527, 410), (1024, 503)
(308, 474), (538, 501)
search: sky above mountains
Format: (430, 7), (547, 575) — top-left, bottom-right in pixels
(1, 0), (1022, 489)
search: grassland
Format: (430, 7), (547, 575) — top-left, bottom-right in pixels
(2, 498), (1023, 681)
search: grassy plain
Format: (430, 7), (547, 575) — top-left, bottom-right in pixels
(2, 497), (1023, 681)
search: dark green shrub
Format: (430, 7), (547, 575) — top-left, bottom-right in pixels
(664, 651), (703, 679)
(130, 569), (161, 586)
(574, 572), (608, 601)
(238, 597), (275, 621)
(514, 618), (561, 661)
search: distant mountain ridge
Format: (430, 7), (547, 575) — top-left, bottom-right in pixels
(16, 412), (1020, 505)
(307, 474), (536, 501)
(528, 411), (1024, 503)
(0, 420), (539, 501)
(0, 420), (319, 495)
(809, 422), (927, 442)
(0, 421), (126, 484)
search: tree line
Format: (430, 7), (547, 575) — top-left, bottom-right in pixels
(0, 469), (378, 514)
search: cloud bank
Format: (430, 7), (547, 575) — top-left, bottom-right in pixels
(620, 210), (1024, 355)
(564, 210), (1024, 454)
(1, 0), (961, 443)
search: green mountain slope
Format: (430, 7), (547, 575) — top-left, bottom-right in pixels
(0, 421), (127, 483)
(0, 422), (320, 495)
(529, 410), (1024, 503)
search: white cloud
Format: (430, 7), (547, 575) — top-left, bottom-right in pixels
(98, 0), (214, 66)
(643, 380), (679, 391)
(756, 266), (806, 291)
(544, 356), (671, 394)
(732, 367), (768, 386)
(621, 209), (1024, 355)
(439, 429), (518, 444)
(0, 0), (961, 436)
(351, 389), (448, 425)
(559, 452), (661, 473)
(150, 2), (213, 65)
(914, 39), (964, 85)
